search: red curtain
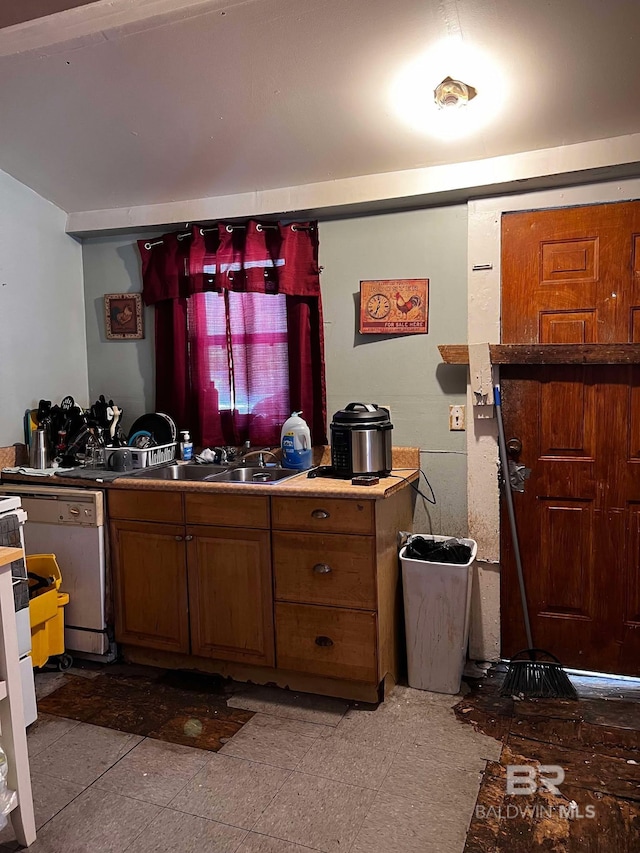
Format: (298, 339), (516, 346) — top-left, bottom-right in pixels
(137, 221), (327, 448)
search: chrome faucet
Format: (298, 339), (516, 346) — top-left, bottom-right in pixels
(238, 442), (280, 467)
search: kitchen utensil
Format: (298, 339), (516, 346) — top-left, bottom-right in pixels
(84, 428), (106, 468)
(36, 399), (51, 425)
(156, 412), (177, 443)
(330, 402), (393, 478)
(106, 448), (133, 472)
(24, 409), (38, 448)
(29, 427), (50, 469)
(128, 413), (175, 447)
(128, 430), (155, 449)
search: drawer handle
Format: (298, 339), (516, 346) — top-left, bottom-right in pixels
(311, 509), (330, 519)
(315, 635), (334, 647)
(174, 535), (184, 542)
(313, 563), (332, 575)
(184, 535), (193, 542)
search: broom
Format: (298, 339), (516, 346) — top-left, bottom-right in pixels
(494, 385), (577, 700)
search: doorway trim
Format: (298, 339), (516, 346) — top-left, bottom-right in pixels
(467, 176), (640, 661)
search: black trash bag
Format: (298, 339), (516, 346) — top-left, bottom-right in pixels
(404, 536), (472, 565)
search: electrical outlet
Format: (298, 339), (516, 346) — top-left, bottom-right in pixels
(449, 404), (466, 431)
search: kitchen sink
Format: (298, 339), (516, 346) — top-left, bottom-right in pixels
(129, 463), (227, 481)
(206, 466), (301, 484)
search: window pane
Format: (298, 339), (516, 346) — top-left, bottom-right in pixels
(188, 290), (290, 445)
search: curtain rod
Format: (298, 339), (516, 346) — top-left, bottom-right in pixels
(143, 222), (314, 250)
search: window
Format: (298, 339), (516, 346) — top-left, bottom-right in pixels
(187, 290), (291, 446)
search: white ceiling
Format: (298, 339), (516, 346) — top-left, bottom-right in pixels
(1, 0), (640, 222)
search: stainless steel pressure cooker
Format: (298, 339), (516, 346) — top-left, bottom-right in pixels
(330, 403), (393, 478)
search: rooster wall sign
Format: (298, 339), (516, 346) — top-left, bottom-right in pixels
(359, 279), (429, 335)
(104, 293), (144, 340)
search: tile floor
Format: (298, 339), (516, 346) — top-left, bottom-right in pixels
(0, 679), (501, 853)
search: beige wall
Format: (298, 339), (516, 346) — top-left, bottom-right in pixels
(0, 169), (87, 446)
(81, 234), (155, 431)
(320, 207), (468, 536)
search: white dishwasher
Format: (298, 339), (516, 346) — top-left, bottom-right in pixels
(0, 484), (115, 662)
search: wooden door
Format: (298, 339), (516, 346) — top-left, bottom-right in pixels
(501, 202), (640, 675)
(186, 525), (274, 666)
(110, 520), (189, 653)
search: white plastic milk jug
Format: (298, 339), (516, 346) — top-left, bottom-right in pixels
(281, 412), (312, 470)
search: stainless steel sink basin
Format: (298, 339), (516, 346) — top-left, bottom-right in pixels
(206, 466), (300, 484)
(129, 463), (227, 481)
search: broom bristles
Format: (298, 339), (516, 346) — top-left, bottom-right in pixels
(500, 660), (578, 699)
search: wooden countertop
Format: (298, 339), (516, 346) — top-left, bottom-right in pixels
(0, 547), (21, 569)
(1, 448), (420, 501)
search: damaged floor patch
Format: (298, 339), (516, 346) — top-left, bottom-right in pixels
(457, 665), (640, 851)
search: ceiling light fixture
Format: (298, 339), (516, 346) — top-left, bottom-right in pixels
(434, 77), (477, 109)
(390, 39), (506, 140)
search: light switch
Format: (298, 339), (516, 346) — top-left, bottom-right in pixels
(449, 404), (466, 431)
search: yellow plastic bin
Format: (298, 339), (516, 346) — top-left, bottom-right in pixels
(26, 554), (72, 671)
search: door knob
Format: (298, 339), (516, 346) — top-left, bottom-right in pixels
(507, 438), (522, 458)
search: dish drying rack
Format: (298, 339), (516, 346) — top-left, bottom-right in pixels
(129, 442), (177, 468)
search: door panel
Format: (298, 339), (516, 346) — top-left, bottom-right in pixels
(539, 367), (596, 457)
(538, 500), (594, 619)
(501, 201), (640, 675)
(625, 506), (640, 627)
(110, 520), (189, 653)
(187, 526), (274, 666)
(539, 311), (595, 344)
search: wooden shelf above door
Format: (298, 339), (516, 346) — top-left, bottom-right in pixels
(438, 344), (640, 365)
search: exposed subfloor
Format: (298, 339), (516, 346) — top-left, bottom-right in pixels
(0, 667), (500, 853)
(457, 664), (640, 851)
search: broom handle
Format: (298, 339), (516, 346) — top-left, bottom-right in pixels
(494, 385), (534, 650)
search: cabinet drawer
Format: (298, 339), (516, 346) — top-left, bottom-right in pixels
(273, 532), (376, 609)
(185, 493), (269, 528)
(275, 602), (377, 683)
(108, 490), (183, 523)
(271, 497), (375, 535)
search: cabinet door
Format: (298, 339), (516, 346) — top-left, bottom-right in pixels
(187, 526), (274, 666)
(110, 520), (189, 653)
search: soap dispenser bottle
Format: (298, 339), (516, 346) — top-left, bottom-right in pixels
(179, 430), (193, 461)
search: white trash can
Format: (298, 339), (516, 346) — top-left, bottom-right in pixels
(400, 534), (478, 695)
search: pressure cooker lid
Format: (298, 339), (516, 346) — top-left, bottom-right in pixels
(331, 402), (392, 426)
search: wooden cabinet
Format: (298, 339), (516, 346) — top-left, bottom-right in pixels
(109, 491), (273, 664)
(110, 519), (189, 653)
(272, 496), (374, 535)
(108, 484), (412, 701)
(187, 525), (274, 665)
(276, 602), (377, 682)
(273, 531), (376, 609)
(272, 490), (412, 691)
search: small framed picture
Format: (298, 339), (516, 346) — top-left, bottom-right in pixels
(104, 293), (144, 340)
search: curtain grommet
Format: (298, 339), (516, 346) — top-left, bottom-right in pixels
(256, 223), (263, 232)
(226, 224), (234, 233)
